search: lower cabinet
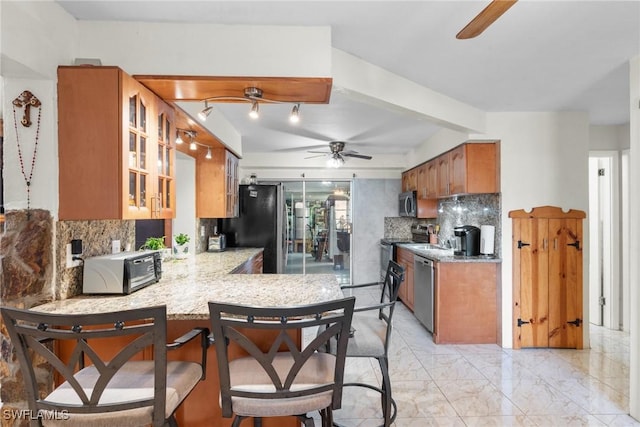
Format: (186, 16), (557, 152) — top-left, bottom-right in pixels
(433, 262), (499, 344)
(396, 247), (415, 311)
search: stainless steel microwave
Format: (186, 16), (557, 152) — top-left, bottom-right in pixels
(399, 191), (417, 217)
(82, 251), (162, 294)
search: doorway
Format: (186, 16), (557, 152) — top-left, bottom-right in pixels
(588, 152), (622, 330)
(275, 180), (352, 285)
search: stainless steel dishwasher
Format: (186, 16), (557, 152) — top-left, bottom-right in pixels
(413, 255), (434, 332)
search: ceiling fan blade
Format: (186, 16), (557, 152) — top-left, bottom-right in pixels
(305, 153), (328, 159)
(456, 0), (517, 39)
(342, 153), (372, 160)
(307, 150), (330, 154)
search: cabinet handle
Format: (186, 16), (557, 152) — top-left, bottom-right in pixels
(543, 238), (547, 251)
(554, 238), (558, 250)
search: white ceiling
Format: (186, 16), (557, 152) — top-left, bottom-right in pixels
(56, 0), (640, 159)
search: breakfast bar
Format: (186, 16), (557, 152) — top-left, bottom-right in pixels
(33, 249), (344, 426)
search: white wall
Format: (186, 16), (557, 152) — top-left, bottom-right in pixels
(1, 1), (78, 213)
(485, 112), (591, 348)
(174, 152), (196, 254)
(590, 124), (631, 150)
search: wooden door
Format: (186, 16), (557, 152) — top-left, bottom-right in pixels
(548, 218), (583, 348)
(514, 217), (549, 348)
(510, 206), (585, 349)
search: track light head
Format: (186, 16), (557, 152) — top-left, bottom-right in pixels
(198, 104), (213, 121)
(289, 104), (300, 123)
(205, 147), (212, 159)
(249, 101), (259, 119)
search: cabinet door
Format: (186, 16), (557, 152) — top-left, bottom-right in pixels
(156, 101), (176, 219)
(396, 248), (414, 311)
(425, 160), (438, 198)
(225, 151), (239, 217)
(436, 154), (450, 196)
(416, 164), (428, 199)
(514, 218), (549, 348)
(448, 145), (467, 195)
(122, 73), (155, 219)
(548, 218), (583, 348)
(402, 169), (417, 192)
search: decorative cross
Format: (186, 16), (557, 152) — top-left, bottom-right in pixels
(12, 90), (41, 127)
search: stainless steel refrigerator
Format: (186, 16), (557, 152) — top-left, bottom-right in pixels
(220, 184), (286, 273)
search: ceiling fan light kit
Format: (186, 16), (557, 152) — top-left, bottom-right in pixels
(306, 141), (373, 168)
(197, 86), (304, 124)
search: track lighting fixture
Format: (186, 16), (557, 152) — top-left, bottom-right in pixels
(175, 128), (215, 159)
(197, 86), (303, 124)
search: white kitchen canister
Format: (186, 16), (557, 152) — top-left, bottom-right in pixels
(480, 225), (495, 255)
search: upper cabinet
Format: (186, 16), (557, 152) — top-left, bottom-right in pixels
(58, 66), (175, 220)
(196, 148), (239, 218)
(446, 142), (498, 197)
(402, 167), (418, 192)
(403, 141), (499, 204)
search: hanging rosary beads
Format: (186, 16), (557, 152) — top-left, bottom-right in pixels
(12, 90), (42, 216)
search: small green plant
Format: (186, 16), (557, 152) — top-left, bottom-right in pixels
(141, 236), (165, 250)
(174, 233), (190, 246)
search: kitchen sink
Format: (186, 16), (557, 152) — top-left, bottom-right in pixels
(404, 243), (449, 251)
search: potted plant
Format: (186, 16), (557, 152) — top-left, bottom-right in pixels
(141, 236), (165, 251)
(173, 233), (190, 259)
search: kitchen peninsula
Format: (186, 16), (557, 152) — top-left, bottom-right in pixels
(33, 248), (344, 427)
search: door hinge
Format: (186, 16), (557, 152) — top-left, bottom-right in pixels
(517, 318), (530, 327)
(599, 296), (606, 306)
(598, 168), (605, 176)
(567, 318), (583, 327)
(517, 240), (530, 249)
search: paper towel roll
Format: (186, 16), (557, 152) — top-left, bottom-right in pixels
(480, 225), (495, 255)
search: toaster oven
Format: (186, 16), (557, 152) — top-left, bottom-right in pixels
(82, 251), (162, 294)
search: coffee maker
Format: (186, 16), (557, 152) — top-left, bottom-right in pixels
(453, 225), (480, 256)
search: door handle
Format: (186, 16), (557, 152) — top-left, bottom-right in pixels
(567, 241), (581, 250)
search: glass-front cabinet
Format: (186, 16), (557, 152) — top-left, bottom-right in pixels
(58, 66), (176, 220)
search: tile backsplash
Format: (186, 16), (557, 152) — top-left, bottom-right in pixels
(384, 193), (501, 257)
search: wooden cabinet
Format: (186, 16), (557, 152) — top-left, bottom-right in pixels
(403, 141), (499, 202)
(401, 168), (418, 192)
(196, 148), (239, 218)
(510, 206), (585, 349)
(58, 66), (175, 220)
(395, 247), (415, 311)
(434, 261), (499, 344)
(438, 142), (498, 197)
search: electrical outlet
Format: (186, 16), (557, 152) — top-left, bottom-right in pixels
(200, 226), (205, 237)
(66, 243), (82, 268)
(112, 240), (121, 253)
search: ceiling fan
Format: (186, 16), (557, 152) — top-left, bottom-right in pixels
(456, 0), (517, 39)
(306, 141), (373, 168)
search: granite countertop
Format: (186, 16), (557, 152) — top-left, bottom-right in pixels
(396, 243), (502, 263)
(33, 248), (344, 320)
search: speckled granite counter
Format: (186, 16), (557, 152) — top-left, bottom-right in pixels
(33, 248), (344, 320)
(396, 243), (501, 263)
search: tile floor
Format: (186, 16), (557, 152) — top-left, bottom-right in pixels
(320, 284), (638, 427)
